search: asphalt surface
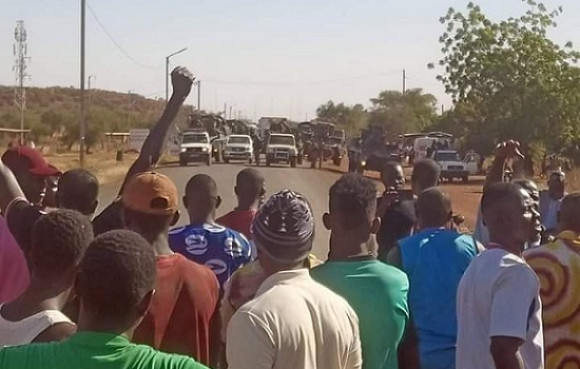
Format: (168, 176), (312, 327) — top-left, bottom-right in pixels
(97, 160), (344, 259)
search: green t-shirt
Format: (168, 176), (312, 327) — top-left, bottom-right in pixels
(311, 259), (409, 369)
(0, 331), (207, 369)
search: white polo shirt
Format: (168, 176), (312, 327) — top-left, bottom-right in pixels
(226, 269), (362, 369)
(456, 248), (543, 369)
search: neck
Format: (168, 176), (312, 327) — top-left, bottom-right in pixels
(76, 306), (137, 339)
(489, 235), (525, 256)
(188, 213), (214, 225)
(328, 234), (374, 261)
(236, 199), (259, 212)
(149, 234), (173, 256)
(4, 277), (70, 318)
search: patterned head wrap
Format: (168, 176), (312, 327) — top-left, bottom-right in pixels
(251, 189), (315, 263)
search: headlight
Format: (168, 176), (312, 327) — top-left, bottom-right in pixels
(202, 147), (209, 152)
(268, 148), (275, 153)
(361, 160), (367, 167)
(180, 148), (186, 153)
(290, 148), (297, 155)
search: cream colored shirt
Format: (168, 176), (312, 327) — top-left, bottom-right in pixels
(226, 269), (362, 369)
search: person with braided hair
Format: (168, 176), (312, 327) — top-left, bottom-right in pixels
(226, 189), (362, 369)
(0, 209), (93, 346)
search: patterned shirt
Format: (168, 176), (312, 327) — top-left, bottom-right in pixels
(525, 231), (580, 369)
(169, 223), (252, 288)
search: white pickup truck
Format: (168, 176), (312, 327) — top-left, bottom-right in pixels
(179, 131), (212, 166)
(266, 133), (298, 168)
(432, 150), (469, 183)
(224, 135), (253, 164)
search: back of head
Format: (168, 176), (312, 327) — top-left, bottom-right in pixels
(236, 168), (265, 199)
(58, 169), (99, 215)
(416, 187), (452, 229)
(31, 209), (93, 275)
(559, 193), (580, 233)
(186, 174), (218, 200)
(411, 159), (441, 193)
(121, 172), (179, 238)
(77, 230), (156, 319)
(329, 173), (377, 229)
(481, 182), (524, 229)
(252, 189), (315, 265)
(185, 174), (219, 222)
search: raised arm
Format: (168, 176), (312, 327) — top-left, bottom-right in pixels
(117, 66), (194, 195)
(484, 140), (524, 192)
(0, 161), (26, 213)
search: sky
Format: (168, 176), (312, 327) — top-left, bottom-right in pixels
(1, 0), (580, 121)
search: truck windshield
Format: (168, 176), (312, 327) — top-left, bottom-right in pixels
(228, 136), (250, 144)
(435, 152), (461, 161)
(269, 136), (294, 146)
(182, 134), (208, 144)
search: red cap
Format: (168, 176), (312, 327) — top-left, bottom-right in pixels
(1, 146), (61, 177)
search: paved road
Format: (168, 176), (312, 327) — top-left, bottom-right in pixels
(98, 161), (345, 259)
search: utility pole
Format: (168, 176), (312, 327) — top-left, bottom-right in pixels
(80, 0), (87, 167)
(165, 48), (187, 101)
(197, 80), (201, 111)
(229, 106), (233, 120)
(13, 20), (29, 145)
(402, 69), (406, 96)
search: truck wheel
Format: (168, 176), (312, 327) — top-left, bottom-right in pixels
(224, 158), (230, 164)
(290, 157), (297, 168)
(179, 158), (187, 167)
(206, 155), (212, 166)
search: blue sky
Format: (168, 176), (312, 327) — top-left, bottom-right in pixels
(1, 0), (579, 121)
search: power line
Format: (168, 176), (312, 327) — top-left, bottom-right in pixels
(86, 2), (161, 70)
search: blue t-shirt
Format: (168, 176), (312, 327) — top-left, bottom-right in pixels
(398, 228), (478, 369)
(169, 223), (252, 288)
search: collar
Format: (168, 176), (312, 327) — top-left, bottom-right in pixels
(256, 269), (310, 297)
(68, 331), (131, 348)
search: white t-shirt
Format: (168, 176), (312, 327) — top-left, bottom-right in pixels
(226, 269), (362, 369)
(456, 248), (543, 369)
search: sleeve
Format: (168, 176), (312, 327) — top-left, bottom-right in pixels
(489, 265), (539, 340)
(346, 312), (363, 369)
(226, 310), (275, 369)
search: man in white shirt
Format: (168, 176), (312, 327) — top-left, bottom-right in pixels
(226, 190), (362, 369)
(456, 182), (544, 369)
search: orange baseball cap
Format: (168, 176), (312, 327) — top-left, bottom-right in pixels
(121, 172), (178, 215)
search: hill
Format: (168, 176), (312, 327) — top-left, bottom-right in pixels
(0, 85), (193, 150)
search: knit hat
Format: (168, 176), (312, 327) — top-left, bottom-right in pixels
(251, 189), (314, 263)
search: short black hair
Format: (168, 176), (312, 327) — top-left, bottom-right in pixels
(58, 169), (99, 215)
(185, 174), (218, 199)
(559, 193), (580, 231)
(381, 161), (403, 179)
(411, 159), (441, 190)
(123, 207), (174, 237)
(236, 168), (265, 196)
(416, 187), (452, 227)
(30, 209), (93, 274)
(77, 230), (156, 318)
(329, 173), (377, 228)
(481, 182), (523, 215)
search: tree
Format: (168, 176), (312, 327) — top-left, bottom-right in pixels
(316, 101), (368, 135)
(431, 0), (580, 153)
(368, 88), (437, 134)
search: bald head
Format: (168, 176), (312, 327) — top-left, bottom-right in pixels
(184, 174), (220, 224)
(559, 193), (580, 233)
(185, 174), (218, 199)
(416, 187), (452, 229)
(411, 159), (441, 195)
(236, 168), (265, 200)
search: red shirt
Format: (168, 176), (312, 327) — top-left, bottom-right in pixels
(133, 254), (219, 365)
(217, 210), (257, 240)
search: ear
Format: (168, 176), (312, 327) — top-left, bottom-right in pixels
(89, 200), (98, 215)
(136, 289), (155, 318)
(216, 196), (222, 209)
(259, 187), (266, 197)
(234, 186), (239, 196)
(447, 210), (453, 222)
(171, 210), (180, 226)
(370, 217), (381, 235)
(322, 212), (332, 231)
(182, 196), (188, 209)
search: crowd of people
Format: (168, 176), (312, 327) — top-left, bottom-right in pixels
(0, 67), (577, 369)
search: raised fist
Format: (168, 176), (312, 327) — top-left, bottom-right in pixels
(171, 66), (195, 99)
(496, 140), (524, 159)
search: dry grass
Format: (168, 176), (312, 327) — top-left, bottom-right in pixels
(46, 151), (138, 186)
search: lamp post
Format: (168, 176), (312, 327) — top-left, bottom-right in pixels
(165, 48), (187, 101)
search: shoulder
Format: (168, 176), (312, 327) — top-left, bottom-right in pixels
(0, 341), (59, 367)
(132, 344), (208, 369)
(492, 252), (539, 288)
(216, 211), (234, 224)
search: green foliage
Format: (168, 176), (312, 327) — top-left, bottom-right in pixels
(316, 101), (368, 135)
(0, 86), (192, 149)
(433, 0), (580, 155)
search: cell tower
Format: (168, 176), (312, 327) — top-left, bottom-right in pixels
(13, 20), (30, 144)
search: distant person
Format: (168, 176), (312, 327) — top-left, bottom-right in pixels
(170, 174), (252, 289)
(57, 169), (100, 216)
(227, 190), (362, 369)
(0, 216), (29, 303)
(376, 161), (416, 261)
(217, 168), (266, 240)
(312, 174), (409, 369)
(0, 210), (92, 346)
(0, 230), (209, 369)
(456, 183), (543, 369)
(525, 192), (580, 368)
(389, 188), (480, 369)
(121, 172), (219, 365)
(539, 171), (567, 236)
(92, 66), (194, 235)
